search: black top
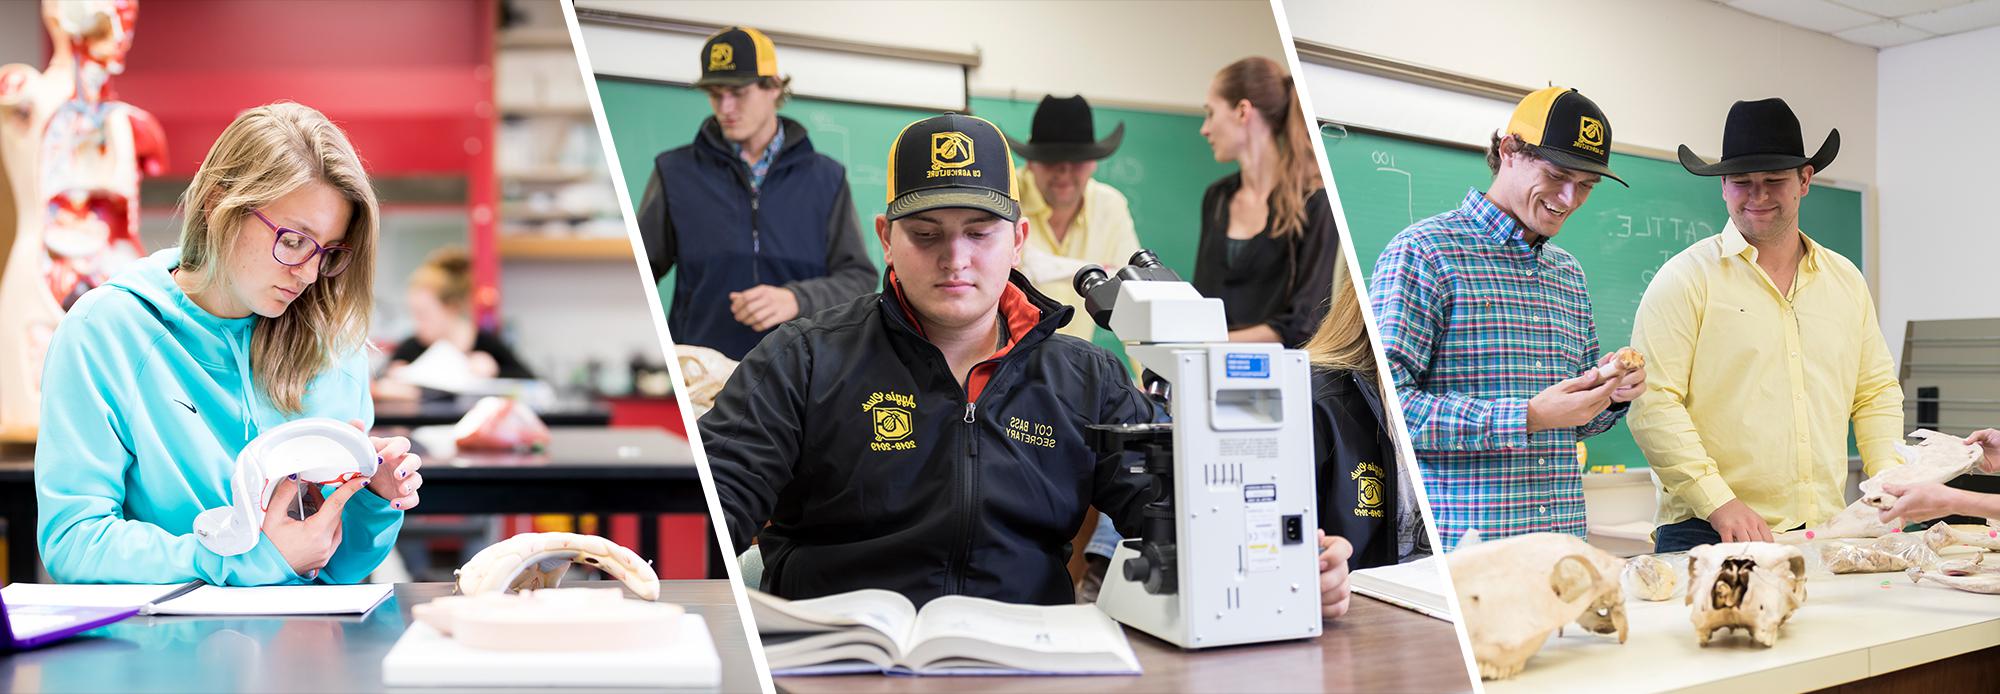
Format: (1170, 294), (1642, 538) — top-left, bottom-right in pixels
(699, 272), (1158, 606)
(390, 330), (535, 380)
(1310, 366), (1399, 570)
(1192, 173), (1340, 348)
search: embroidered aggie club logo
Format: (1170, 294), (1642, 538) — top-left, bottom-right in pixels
(928, 131), (979, 179)
(1572, 115), (1606, 155)
(708, 43), (735, 72)
(863, 391), (917, 451)
(1352, 461), (1385, 518)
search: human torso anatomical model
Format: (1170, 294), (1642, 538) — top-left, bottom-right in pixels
(0, 0), (164, 441)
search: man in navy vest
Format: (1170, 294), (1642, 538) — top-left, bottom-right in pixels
(636, 26), (877, 360)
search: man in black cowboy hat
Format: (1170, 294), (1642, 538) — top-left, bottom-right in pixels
(636, 26), (877, 361)
(1005, 95), (1141, 341)
(1630, 98), (1903, 553)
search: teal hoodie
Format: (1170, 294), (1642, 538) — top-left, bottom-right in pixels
(36, 248), (403, 585)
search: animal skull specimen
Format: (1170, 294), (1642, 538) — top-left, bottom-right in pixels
(1448, 533), (1628, 679)
(456, 532), (661, 601)
(675, 345), (738, 419)
(413, 588), (684, 651)
(1686, 543), (1807, 647)
(1622, 555), (1679, 601)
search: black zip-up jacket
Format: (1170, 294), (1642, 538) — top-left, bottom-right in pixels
(701, 271), (1157, 606)
(1311, 366), (1400, 569)
(637, 116), (877, 359)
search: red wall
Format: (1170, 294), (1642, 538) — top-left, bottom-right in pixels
(110, 0), (493, 177)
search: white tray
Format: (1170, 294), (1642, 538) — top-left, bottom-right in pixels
(382, 613), (721, 688)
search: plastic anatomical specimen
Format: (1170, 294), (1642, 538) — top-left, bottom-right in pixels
(0, 0), (165, 442)
(1448, 533), (1629, 679)
(1622, 555), (1679, 601)
(1686, 543), (1807, 647)
(455, 532), (660, 601)
(451, 396), (551, 451)
(193, 418), (379, 556)
(412, 588), (684, 651)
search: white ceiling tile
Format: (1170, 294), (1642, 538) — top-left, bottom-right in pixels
(1833, 0), (1965, 17)
(1899, 0), (2000, 33)
(1834, 19), (1939, 45)
(1729, 0), (1885, 32)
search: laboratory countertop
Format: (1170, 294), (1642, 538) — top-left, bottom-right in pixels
(773, 594), (1473, 694)
(0, 580), (761, 693)
(1484, 552), (2000, 694)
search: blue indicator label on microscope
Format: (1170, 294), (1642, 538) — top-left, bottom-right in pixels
(1225, 353), (1270, 378)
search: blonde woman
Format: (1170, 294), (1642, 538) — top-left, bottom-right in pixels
(372, 247), (533, 402)
(1195, 56), (1338, 347)
(37, 103), (422, 584)
(1302, 262), (1409, 570)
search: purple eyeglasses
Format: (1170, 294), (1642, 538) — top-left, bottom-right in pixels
(250, 208), (353, 277)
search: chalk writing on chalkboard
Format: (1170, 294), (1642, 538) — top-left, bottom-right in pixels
(1371, 150), (1415, 227)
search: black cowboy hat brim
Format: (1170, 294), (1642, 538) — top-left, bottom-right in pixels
(1005, 122), (1125, 162)
(1679, 129), (1839, 177)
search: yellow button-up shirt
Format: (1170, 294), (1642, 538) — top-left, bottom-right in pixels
(1015, 168), (1140, 340)
(1629, 222), (1903, 531)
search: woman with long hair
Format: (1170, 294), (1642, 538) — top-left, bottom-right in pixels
(37, 102), (422, 584)
(1303, 261), (1418, 569)
(372, 246), (534, 402)
(1195, 56), (1338, 347)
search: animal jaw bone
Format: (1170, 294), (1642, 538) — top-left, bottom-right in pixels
(455, 532), (661, 601)
(1622, 555), (1680, 601)
(1448, 533), (1628, 679)
(1686, 543), (1807, 647)
(1860, 430), (1983, 512)
(1782, 430), (1983, 543)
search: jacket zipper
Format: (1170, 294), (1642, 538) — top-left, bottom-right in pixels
(945, 358), (1006, 595)
(750, 191), (762, 285)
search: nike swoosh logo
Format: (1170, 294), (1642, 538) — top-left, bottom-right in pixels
(173, 399), (197, 414)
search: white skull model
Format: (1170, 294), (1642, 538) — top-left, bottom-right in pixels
(1685, 542), (1807, 647)
(1448, 533), (1628, 680)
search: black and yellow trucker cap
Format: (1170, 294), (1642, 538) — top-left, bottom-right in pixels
(1506, 87), (1628, 187)
(886, 114), (1020, 222)
(695, 26), (777, 88)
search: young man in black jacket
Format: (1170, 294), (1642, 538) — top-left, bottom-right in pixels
(636, 26), (877, 360)
(701, 113), (1354, 618)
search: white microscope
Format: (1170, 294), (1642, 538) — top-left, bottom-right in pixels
(1075, 251), (1323, 649)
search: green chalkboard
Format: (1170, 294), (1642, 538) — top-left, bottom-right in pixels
(1325, 126), (1866, 470)
(594, 75), (1233, 364)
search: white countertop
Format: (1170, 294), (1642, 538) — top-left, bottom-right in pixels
(1484, 551), (2000, 694)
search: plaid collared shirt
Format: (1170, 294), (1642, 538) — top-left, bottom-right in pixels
(1369, 188), (1626, 551)
(732, 125), (785, 190)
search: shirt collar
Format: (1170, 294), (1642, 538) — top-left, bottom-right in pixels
(1018, 168), (1092, 237)
(1718, 221), (1823, 273)
(1460, 188), (1534, 248)
(730, 125), (786, 166)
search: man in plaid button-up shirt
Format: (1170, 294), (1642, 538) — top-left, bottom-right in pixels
(1369, 87), (1649, 551)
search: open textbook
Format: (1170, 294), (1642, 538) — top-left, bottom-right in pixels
(749, 589), (1141, 676)
(1350, 555), (1452, 622)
